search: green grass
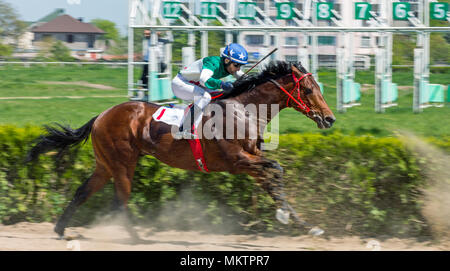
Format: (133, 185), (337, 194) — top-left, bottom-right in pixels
(0, 64), (130, 126)
(279, 68), (450, 137)
(0, 64), (449, 137)
(0, 64), (126, 89)
(0, 97), (127, 125)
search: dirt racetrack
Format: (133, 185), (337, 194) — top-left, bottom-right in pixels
(1, 221), (448, 251)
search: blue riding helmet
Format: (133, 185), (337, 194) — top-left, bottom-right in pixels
(221, 43), (248, 65)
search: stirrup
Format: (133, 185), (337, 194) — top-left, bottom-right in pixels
(173, 130), (198, 140)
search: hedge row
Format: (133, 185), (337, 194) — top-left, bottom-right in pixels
(0, 125), (446, 237)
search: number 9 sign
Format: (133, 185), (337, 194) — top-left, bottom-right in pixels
(276, 2), (294, 20)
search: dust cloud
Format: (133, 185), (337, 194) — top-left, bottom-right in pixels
(397, 131), (450, 240)
(84, 187), (242, 243)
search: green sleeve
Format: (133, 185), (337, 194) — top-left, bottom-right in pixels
(205, 78), (222, 90)
(202, 57), (223, 90)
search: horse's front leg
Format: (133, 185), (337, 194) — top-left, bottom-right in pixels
(233, 152), (324, 236)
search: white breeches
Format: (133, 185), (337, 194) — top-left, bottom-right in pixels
(171, 74), (212, 128)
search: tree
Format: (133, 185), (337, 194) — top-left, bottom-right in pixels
(429, 34), (450, 64)
(49, 40), (74, 61)
(35, 37), (74, 61)
(171, 19), (225, 64)
(0, 0), (26, 42)
(429, 0), (450, 61)
(0, 43), (12, 57)
(392, 34), (416, 65)
(90, 19), (120, 47)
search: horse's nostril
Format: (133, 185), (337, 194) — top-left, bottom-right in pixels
(325, 116), (336, 124)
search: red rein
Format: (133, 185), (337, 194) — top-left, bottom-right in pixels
(213, 72), (312, 113)
(281, 72), (312, 113)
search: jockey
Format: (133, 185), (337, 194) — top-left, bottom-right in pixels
(172, 43), (248, 139)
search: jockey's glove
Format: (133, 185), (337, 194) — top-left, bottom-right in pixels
(220, 81), (234, 92)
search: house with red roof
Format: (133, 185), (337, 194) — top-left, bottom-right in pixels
(30, 13), (106, 60)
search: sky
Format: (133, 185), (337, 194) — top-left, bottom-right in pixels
(5, 0), (129, 35)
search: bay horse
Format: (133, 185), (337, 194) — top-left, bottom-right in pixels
(27, 61), (335, 239)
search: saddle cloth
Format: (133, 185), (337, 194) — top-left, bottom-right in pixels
(152, 105), (186, 127)
(152, 104), (209, 173)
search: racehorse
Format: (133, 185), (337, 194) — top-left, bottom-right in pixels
(27, 61), (335, 239)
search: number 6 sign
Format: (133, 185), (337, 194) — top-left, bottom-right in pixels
(393, 2), (410, 21)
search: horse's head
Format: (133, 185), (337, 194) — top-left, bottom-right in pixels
(283, 64), (335, 129)
(222, 61), (335, 129)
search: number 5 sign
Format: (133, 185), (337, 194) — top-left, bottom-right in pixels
(355, 2), (371, 20)
(393, 2), (410, 21)
(430, 2), (448, 20)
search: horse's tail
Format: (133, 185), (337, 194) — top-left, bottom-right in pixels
(26, 116), (98, 163)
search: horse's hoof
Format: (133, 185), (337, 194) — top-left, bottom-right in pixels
(276, 208), (290, 225)
(308, 227), (324, 236)
(54, 225), (65, 240)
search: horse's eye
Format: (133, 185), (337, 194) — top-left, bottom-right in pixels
(304, 88), (313, 95)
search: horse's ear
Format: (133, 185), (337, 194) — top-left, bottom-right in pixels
(291, 64), (303, 77)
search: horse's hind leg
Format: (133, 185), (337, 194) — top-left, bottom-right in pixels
(234, 153), (324, 235)
(109, 159), (141, 241)
(54, 163), (111, 239)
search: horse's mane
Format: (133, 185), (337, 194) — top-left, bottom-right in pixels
(217, 61), (308, 100)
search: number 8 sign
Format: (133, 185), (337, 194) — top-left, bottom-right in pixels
(317, 2), (333, 20)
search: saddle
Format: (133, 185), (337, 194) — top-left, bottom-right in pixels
(152, 104), (209, 173)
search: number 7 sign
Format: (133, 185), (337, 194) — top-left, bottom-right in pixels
(355, 2), (371, 20)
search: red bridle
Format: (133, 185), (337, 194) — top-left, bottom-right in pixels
(270, 72), (312, 113)
(213, 72), (313, 114)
